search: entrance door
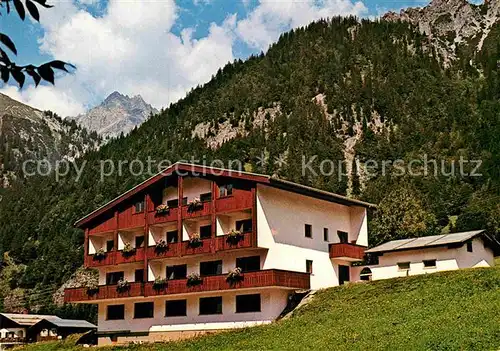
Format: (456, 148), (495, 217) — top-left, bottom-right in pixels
(339, 265), (350, 285)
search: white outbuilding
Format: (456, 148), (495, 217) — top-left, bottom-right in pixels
(356, 230), (499, 281)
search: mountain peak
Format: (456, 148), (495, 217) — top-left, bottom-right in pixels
(71, 91), (159, 139)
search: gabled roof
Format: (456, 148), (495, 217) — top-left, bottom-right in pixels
(366, 230), (500, 254)
(75, 162), (376, 228)
(0, 314), (56, 326)
(0, 314), (96, 329)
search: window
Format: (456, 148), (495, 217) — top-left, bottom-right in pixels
(306, 260), (313, 274)
(166, 230), (178, 243)
(337, 231), (348, 243)
(200, 192), (212, 202)
(135, 269), (144, 283)
(200, 260), (222, 276)
(182, 197), (188, 205)
(106, 240), (114, 252)
(166, 199), (178, 208)
(323, 228), (329, 242)
(235, 219), (252, 233)
(423, 259), (436, 268)
(200, 225), (212, 239)
(199, 296), (222, 315)
(218, 184), (233, 198)
(467, 241), (473, 252)
(305, 224), (312, 238)
(106, 271), (124, 285)
(135, 235), (145, 248)
(166, 265), (187, 280)
(397, 262), (410, 271)
(134, 302), (154, 319)
(236, 294), (261, 313)
(134, 201), (145, 213)
(107, 305), (125, 320)
(360, 267), (372, 281)
(165, 300), (187, 317)
(236, 256), (260, 272)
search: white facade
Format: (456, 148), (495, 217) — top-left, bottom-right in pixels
(353, 237), (496, 281)
(257, 185), (368, 288)
(91, 183), (368, 344)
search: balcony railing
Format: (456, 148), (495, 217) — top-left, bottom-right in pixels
(146, 232), (253, 260)
(329, 243), (366, 261)
(182, 201), (212, 219)
(147, 207), (179, 225)
(85, 247), (146, 268)
(64, 282), (144, 302)
(64, 270), (310, 303)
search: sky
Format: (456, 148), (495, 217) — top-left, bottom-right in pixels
(0, 0), (432, 117)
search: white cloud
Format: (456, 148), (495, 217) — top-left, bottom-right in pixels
(0, 0), (368, 117)
(237, 0), (368, 50)
(1, 0), (235, 116)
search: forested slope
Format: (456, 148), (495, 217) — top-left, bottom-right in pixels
(0, 14), (498, 316)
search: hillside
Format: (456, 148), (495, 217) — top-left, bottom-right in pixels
(0, 93), (101, 188)
(0, 7), (498, 316)
(70, 92), (158, 139)
(16, 265), (500, 350)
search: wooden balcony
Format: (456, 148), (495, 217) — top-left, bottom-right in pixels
(146, 232), (253, 261)
(329, 243), (366, 262)
(215, 190), (253, 213)
(144, 269), (310, 297)
(181, 201), (212, 219)
(64, 282), (144, 303)
(85, 247), (145, 268)
(147, 207), (179, 225)
(65, 270), (309, 303)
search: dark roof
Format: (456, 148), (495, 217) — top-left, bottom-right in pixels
(75, 162), (376, 228)
(366, 230), (500, 254)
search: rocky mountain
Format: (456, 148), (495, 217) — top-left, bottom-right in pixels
(71, 91), (159, 139)
(0, 93), (100, 188)
(383, 0), (500, 65)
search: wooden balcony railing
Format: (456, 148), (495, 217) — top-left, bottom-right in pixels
(65, 270), (310, 303)
(329, 243), (366, 261)
(182, 201), (212, 219)
(144, 269), (310, 296)
(215, 190), (253, 213)
(64, 282), (144, 303)
(85, 247), (146, 268)
(147, 207), (179, 225)
(146, 232), (253, 260)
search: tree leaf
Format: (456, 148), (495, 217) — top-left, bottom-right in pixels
(0, 48), (12, 64)
(25, 0), (39, 21)
(11, 69), (25, 88)
(14, 0), (26, 20)
(48, 60), (74, 72)
(25, 69), (41, 87)
(0, 33), (17, 55)
(37, 64), (54, 84)
(0, 67), (9, 83)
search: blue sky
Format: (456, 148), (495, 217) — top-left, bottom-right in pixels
(0, 0), (431, 115)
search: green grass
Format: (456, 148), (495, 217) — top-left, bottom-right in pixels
(17, 265), (500, 351)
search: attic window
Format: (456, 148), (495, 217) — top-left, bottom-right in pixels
(134, 201), (145, 213)
(219, 184), (233, 197)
